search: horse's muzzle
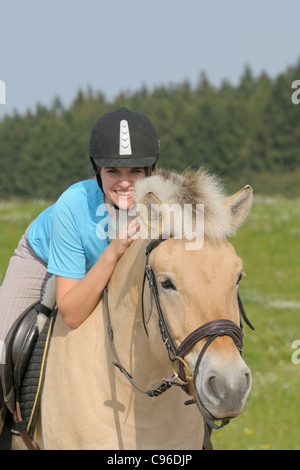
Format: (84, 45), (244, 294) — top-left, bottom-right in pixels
(194, 353), (252, 421)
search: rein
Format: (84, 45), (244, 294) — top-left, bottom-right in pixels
(104, 286), (175, 397)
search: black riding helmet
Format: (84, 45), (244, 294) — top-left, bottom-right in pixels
(89, 107), (160, 189)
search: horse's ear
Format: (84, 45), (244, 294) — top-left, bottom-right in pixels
(223, 185), (253, 230)
(136, 191), (163, 238)
(140, 191), (162, 206)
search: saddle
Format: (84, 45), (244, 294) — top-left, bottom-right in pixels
(0, 276), (57, 449)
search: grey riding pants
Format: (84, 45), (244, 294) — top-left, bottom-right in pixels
(0, 227), (51, 366)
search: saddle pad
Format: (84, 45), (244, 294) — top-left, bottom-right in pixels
(18, 308), (57, 437)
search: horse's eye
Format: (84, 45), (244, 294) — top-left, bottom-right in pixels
(160, 278), (177, 291)
(236, 271), (245, 288)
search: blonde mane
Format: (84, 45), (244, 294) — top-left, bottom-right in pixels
(134, 168), (234, 241)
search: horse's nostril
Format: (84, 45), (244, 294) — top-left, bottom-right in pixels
(244, 369), (252, 392)
(208, 375), (219, 399)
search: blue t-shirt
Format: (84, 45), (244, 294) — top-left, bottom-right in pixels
(27, 179), (110, 278)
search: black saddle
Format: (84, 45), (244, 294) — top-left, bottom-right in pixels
(2, 301), (52, 414)
(0, 300), (57, 449)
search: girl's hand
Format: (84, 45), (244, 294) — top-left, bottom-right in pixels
(109, 217), (140, 259)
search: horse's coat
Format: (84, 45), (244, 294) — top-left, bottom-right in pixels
(14, 169), (253, 450)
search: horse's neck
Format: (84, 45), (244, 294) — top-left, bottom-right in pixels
(102, 249), (204, 449)
(107, 238), (146, 321)
(106, 239), (164, 385)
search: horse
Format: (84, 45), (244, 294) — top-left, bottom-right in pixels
(14, 168), (254, 450)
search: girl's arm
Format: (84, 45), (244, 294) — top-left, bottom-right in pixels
(56, 218), (139, 328)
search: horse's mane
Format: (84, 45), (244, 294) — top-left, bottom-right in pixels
(134, 168), (234, 241)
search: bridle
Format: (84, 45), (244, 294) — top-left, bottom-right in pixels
(143, 239), (253, 384)
(104, 236), (254, 442)
(105, 235), (254, 390)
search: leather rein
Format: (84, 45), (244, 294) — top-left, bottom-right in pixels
(104, 236), (254, 398)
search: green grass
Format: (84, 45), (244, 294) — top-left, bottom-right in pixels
(212, 195), (300, 450)
(0, 196), (299, 449)
(0, 199), (51, 283)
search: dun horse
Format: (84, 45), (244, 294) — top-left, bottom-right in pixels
(15, 169), (253, 450)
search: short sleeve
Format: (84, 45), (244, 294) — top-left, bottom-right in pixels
(47, 198), (86, 278)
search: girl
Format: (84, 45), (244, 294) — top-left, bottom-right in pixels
(0, 107), (159, 378)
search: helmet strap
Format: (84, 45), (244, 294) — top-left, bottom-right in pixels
(96, 172), (103, 191)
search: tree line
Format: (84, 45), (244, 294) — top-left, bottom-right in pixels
(1, 59), (300, 200)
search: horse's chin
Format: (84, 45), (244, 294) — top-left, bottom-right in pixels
(194, 390), (240, 423)
(195, 392), (220, 421)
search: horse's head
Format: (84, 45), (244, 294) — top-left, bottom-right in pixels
(134, 169), (253, 423)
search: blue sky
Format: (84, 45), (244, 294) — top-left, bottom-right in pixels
(1, 0), (300, 117)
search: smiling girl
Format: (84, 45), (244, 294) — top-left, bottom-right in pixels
(0, 107), (159, 354)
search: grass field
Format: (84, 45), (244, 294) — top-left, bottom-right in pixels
(0, 196), (299, 450)
(213, 195), (300, 450)
(0, 199), (51, 284)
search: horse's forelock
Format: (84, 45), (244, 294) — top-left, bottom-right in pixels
(134, 168), (233, 241)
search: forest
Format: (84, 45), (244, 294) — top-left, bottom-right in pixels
(0, 59), (300, 200)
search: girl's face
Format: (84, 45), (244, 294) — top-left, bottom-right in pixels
(100, 167), (146, 210)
